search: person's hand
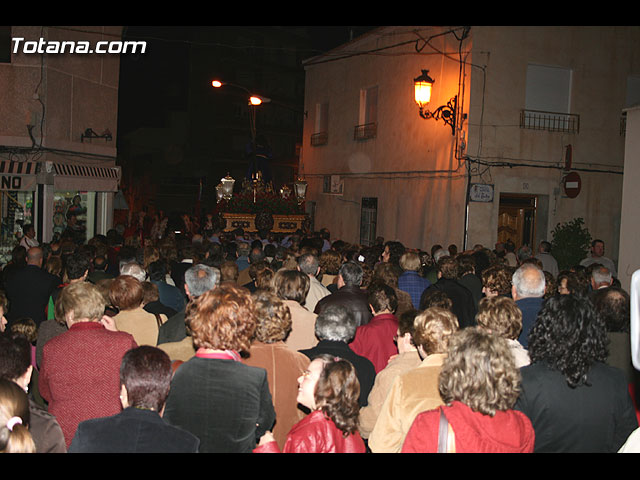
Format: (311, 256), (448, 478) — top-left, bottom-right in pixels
(100, 315), (118, 332)
(258, 431), (275, 446)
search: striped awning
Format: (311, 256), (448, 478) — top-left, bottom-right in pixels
(0, 160), (38, 175)
(53, 163), (121, 192)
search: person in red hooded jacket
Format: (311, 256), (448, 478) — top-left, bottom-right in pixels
(254, 354), (365, 453)
(402, 327), (535, 453)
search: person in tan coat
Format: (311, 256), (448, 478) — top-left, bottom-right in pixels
(273, 269), (318, 352)
(243, 289), (310, 449)
(110, 275), (166, 346)
(368, 307), (459, 453)
(358, 309), (422, 439)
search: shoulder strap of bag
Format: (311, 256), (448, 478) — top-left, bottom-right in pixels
(438, 408), (448, 453)
(437, 407), (456, 453)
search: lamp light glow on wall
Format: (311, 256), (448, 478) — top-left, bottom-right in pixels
(414, 69), (457, 135)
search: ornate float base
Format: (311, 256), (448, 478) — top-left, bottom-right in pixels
(221, 213), (307, 234)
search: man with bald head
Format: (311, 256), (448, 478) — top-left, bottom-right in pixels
(511, 263), (546, 348)
(4, 246), (60, 329)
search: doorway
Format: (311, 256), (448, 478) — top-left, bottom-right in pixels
(497, 193), (537, 249)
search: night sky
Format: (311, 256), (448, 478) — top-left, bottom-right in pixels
(116, 26), (377, 135)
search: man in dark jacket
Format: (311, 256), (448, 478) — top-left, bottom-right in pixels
(4, 247), (59, 329)
(157, 264), (220, 345)
(314, 261), (372, 327)
(421, 256), (476, 329)
(301, 304), (376, 407)
(512, 263), (546, 348)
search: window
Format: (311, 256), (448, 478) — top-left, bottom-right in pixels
(354, 86), (378, 140)
(522, 64), (578, 133)
(322, 175), (343, 195)
(360, 197), (377, 246)
(311, 102), (328, 146)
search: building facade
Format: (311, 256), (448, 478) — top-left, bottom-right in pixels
(0, 26), (122, 259)
(301, 26), (640, 270)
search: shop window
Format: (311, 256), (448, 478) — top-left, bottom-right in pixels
(0, 190), (34, 261)
(52, 191), (96, 244)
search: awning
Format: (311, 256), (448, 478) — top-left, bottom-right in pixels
(0, 161), (38, 191)
(53, 163), (121, 192)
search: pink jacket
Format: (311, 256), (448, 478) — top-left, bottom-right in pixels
(253, 410), (365, 453)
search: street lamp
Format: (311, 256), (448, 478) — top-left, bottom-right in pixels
(413, 70), (457, 135)
(211, 79), (270, 106)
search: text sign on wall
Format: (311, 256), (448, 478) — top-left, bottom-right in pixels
(469, 184), (494, 202)
(0, 175), (37, 191)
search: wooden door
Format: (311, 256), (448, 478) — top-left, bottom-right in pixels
(498, 194), (537, 249)
(497, 207), (524, 247)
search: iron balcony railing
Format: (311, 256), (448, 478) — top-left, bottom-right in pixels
(520, 109), (580, 134)
(354, 122), (377, 140)
(311, 131), (328, 146)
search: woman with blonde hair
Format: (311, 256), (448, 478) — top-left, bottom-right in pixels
(475, 296), (530, 367)
(402, 327), (535, 453)
(0, 378), (36, 453)
(39, 282), (138, 448)
(255, 354), (365, 453)
(368, 307), (458, 453)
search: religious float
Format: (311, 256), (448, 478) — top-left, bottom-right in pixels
(213, 172), (309, 234)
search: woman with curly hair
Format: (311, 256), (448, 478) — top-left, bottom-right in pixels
(402, 327), (535, 453)
(480, 264), (513, 298)
(242, 290), (310, 450)
(514, 293), (638, 452)
(318, 249), (342, 288)
(162, 283), (276, 453)
(254, 354), (365, 453)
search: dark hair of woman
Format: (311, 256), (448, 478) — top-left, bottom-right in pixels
(120, 346), (172, 412)
(591, 286), (630, 333)
(527, 293), (608, 388)
(313, 354), (360, 437)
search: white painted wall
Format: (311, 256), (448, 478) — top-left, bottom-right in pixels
(618, 105), (640, 290)
(301, 26), (640, 260)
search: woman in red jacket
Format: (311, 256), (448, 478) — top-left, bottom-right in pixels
(39, 282), (137, 448)
(402, 327), (535, 453)
(254, 354), (365, 453)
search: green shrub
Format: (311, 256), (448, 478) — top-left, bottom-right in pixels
(550, 217), (592, 271)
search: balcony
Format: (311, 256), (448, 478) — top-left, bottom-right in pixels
(354, 122), (377, 141)
(311, 131), (328, 146)
(520, 109), (580, 134)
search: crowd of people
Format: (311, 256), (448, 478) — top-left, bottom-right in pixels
(0, 216), (638, 453)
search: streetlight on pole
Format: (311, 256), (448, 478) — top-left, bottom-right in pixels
(211, 79), (275, 197)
